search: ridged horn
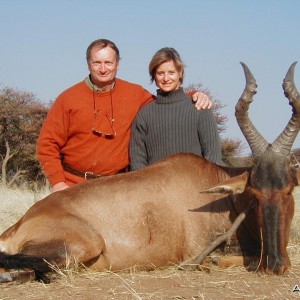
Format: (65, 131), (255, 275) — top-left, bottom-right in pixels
(235, 62), (268, 156)
(272, 62), (300, 155)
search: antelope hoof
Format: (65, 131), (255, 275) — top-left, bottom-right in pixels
(0, 270), (35, 283)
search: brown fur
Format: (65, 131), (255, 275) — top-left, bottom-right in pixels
(0, 152), (298, 276)
(0, 154), (254, 272)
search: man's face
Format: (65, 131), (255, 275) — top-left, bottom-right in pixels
(88, 46), (119, 88)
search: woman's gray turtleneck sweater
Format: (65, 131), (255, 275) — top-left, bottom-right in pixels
(130, 87), (222, 170)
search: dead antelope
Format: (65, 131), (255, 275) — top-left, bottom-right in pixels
(0, 62), (299, 283)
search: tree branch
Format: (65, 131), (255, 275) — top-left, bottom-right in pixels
(7, 169), (28, 187)
(1, 140), (25, 187)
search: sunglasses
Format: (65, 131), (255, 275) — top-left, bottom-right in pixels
(92, 127), (115, 139)
(92, 113), (116, 139)
(92, 88), (116, 139)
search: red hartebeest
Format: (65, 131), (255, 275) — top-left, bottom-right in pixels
(0, 62), (300, 283)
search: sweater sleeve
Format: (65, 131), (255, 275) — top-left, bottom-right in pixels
(129, 112), (149, 171)
(37, 97), (69, 186)
(197, 109), (223, 164)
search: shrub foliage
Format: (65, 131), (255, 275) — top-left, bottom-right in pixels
(0, 87), (49, 187)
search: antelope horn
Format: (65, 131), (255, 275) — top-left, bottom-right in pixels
(235, 62), (268, 156)
(272, 62), (300, 156)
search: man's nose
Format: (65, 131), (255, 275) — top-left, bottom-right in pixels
(99, 64), (107, 73)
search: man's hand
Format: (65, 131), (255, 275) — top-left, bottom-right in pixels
(52, 182), (69, 193)
(192, 91), (213, 110)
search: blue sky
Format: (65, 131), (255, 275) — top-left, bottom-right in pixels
(1, 0), (300, 155)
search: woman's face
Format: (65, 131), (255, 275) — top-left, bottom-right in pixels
(154, 60), (182, 92)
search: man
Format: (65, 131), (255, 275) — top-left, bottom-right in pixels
(37, 39), (212, 192)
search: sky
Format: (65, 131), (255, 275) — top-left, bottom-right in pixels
(1, 0), (300, 155)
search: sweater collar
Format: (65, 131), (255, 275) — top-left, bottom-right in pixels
(85, 75), (116, 93)
(156, 87), (187, 104)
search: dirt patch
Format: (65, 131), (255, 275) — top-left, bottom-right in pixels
(1, 262), (300, 299)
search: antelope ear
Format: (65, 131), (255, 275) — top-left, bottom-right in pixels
(200, 172), (249, 195)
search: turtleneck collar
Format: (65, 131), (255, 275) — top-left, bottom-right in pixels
(156, 87), (188, 104)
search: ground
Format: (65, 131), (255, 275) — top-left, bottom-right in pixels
(1, 261), (300, 300)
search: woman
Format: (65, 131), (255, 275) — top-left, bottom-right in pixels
(129, 47), (222, 170)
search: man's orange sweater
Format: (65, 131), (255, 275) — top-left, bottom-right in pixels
(37, 78), (153, 186)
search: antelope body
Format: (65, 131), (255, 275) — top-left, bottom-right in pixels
(0, 62), (299, 282)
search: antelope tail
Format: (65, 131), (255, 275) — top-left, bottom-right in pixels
(0, 252), (51, 283)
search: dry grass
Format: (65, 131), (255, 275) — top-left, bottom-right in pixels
(0, 184), (50, 233)
(1, 263), (300, 299)
(0, 185), (300, 299)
